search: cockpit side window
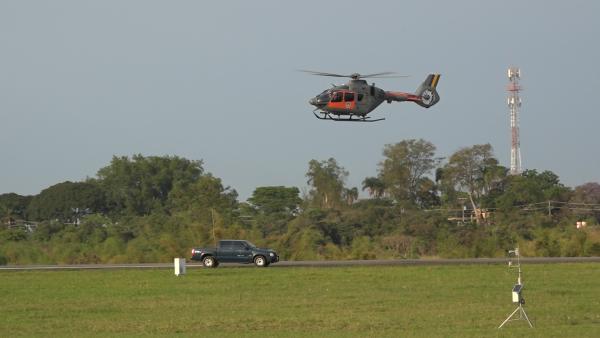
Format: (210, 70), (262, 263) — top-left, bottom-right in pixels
(357, 94), (364, 101)
(344, 92), (355, 102)
(331, 91), (343, 102)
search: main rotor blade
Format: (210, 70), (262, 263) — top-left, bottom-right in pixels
(361, 72), (410, 79)
(365, 75), (410, 78)
(298, 70), (348, 78)
(300, 70), (409, 79)
(361, 72), (397, 77)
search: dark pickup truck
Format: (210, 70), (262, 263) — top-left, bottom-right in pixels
(190, 240), (279, 268)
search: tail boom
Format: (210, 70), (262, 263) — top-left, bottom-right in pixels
(385, 74), (441, 108)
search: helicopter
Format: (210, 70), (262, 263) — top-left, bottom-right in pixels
(303, 70), (441, 122)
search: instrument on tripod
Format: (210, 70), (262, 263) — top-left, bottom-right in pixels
(498, 247), (534, 329)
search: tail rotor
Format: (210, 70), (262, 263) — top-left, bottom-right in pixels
(415, 74), (441, 108)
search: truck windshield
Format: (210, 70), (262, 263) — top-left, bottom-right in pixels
(244, 241), (257, 248)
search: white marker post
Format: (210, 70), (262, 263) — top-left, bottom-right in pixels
(174, 258), (186, 276)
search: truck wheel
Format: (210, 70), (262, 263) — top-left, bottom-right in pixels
(254, 255), (267, 267)
(202, 256), (217, 268)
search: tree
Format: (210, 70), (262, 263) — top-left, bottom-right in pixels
(361, 177), (385, 198)
(378, 139), (440, 204)
(570, 182), (600, 222)
(26, 181), (106, 222)
(306, 158), (348, 209)
(482, 159), (509, 196)
(571, 182), (600, 204)
(523, 170), (571, 202)
(97, 155), (203, 216)
(247, 186), (301, 215)
(343, 187), (359, 205)
(0, 193), (32, 220)
(168, 173), (238, 218)
(496, 169), (571, 210)
(415, 177), (440, 209)
(440, 144), (499, 217)
(245, 186), (301, 236)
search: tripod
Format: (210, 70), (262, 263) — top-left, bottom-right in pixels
(498, 298), (533, 328)
(498, 248), (533, 328)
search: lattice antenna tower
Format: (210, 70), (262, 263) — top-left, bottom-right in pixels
(507, 67), (522, 175)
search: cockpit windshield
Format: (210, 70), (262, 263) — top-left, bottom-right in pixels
(315, 90), (331, 103)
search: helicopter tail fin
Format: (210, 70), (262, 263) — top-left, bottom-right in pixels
(414, 74), (441, 108)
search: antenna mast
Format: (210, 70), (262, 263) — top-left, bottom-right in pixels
(507, 67), (522, 175)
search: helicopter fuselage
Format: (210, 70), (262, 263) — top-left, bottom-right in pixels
(309, 79), (387, 116)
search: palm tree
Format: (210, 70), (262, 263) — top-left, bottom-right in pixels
(343, 187), (359, 205)
(361, 177), (386, 198)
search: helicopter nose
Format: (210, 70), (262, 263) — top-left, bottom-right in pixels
(309, 97), (326, 108)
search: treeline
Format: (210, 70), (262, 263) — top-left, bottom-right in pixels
(1, 140), (599, 264)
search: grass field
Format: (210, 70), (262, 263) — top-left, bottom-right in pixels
(1, 263), (599, 337)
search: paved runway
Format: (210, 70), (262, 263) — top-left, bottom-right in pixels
(1, 256), (599, 271)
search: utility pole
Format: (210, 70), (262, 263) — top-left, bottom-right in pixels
(211, 208), (217, 247)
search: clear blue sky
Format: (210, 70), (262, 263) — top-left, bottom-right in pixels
(1, 0), (599, 200)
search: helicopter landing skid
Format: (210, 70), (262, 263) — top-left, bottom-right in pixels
(313, 111), (385, 122)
